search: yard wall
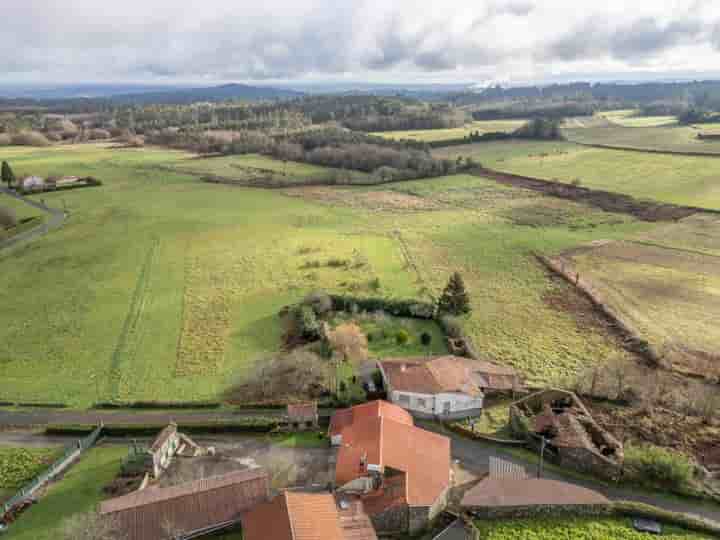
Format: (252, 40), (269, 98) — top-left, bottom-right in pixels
(469, 503), (612, 520)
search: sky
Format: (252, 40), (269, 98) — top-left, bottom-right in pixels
(3, 0), (720, 86)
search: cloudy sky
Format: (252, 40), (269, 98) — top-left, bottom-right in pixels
(4, 0), (720, 86)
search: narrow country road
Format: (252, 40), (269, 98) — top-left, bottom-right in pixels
(0, 188), (67, 251)
(425, 423), (720, 528)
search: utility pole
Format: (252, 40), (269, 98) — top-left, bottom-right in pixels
(537, 436), (547, 479)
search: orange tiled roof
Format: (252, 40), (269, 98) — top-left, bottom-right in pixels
(242, 491), (377, 540)
(380, 356), (519, 395)
(330, 400), (450, 509)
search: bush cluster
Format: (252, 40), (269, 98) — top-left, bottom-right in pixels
(623, 444), (694, 489)
(329, 294), (436, 319)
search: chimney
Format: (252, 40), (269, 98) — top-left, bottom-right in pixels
(400, 364), (407, 372)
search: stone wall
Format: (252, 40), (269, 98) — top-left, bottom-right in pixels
(370, 504), (408, 534)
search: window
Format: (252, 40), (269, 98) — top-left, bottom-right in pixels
(416, 398), (426, 409)
(443, 401), (451, 414)
(398, 394), (410, 405)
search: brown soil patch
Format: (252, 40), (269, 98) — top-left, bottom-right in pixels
(283, 186), (440, 211)
(587, 400), (720, 468)
(476, 167), (706, 222)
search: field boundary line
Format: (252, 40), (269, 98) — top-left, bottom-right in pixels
(391, 230), (436, 303)
(474, 167), (720, 222)
(108, 238), (159, 401)
(563, 135), (720, 158)
(626, 239), (720, 260)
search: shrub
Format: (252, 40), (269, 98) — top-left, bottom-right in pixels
(0, 133), (12, 146)
(302, 290), (333, 316)
(624, 444), (694, 489)
(420, 331), (433, 347)
(295, 305), (321, 340)
(439, 315), (464, 339)
(395, 329), (410, 345)
(438, 272), (471, 316)
(11, 130), (51, 147)
(0, 205), (17, 229)
(329, 294), (436, 320)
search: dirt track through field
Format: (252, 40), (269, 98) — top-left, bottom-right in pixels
(0, 188), (67, 253)
(474, 167), (712, 222)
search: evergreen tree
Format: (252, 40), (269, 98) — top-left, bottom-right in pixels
(1, 161), (15, 189)
(438, 272), (471, 315)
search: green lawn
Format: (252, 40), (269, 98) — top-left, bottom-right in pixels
(473, 516), (715, 539)
(5, 446), (127, 540)
(434, 140), (720, 210)
(371, 119), (527, 143)
(169, 153), (368, 185)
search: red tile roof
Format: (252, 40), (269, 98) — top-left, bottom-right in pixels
(330, 400), (450, 510)
(380, 356), (519, 395)
(100, 469), (269, 540)
(242, 491), (377, 540)
(461, 477), (609, 508)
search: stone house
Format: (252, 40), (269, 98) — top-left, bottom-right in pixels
(329, 400), (451, 535)
(379, 356), (521, 420)
(279, 402), (319, 431)
(242, 490), (377, 540)
(146, 423), (181, 479)
(510, 389), (624, 480)
(461, 477), (610, 519)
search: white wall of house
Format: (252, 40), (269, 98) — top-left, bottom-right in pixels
(388, 389), (483, 417)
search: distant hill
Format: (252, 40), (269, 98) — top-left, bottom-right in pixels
(108, 83), (304, 105)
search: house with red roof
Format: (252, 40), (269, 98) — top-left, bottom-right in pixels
(379, 356), (521, 420)
(329, 400), (451, 535)
(242, 490), (378, 540)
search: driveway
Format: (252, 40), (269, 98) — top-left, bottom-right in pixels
(0, 188), (66, 252)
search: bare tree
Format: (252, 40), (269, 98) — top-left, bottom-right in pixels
(326, 323), (368, 362)
(61, 510), (127, 540)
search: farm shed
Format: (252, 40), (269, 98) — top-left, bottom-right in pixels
(461, 477), (610, 518)
(146, 423), (180, 479)
(280, 401), (319, 431)
(99, 468), (269, 540)
(379, 356), (521, 420)
(510, 389), (624, 480)
(329, 400), (451, 535)
(242, 490), (378, 540)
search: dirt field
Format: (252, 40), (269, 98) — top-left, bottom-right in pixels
(550, 222), (720, 379)
(159, 435), (334, 491)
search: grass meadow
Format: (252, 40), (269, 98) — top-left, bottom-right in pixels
(371, 119), (527, 142)
(5, 445), (127, 540)
(0, 143), (657, 404)
(434, 140), (720, 210)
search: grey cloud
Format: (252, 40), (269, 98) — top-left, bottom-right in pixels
(544, 16), (709, 62)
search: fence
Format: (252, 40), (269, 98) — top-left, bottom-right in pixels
(1, 423), (104, 520)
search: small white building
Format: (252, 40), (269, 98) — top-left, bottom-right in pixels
(19, 176), (45, 193)
(146, 423), (180, 479)
(378, 356), (520, 420)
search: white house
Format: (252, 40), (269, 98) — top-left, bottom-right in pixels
(378, 356), (520, 420)
(19, 176), (45, 193)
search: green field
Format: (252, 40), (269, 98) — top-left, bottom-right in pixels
(5, 446), (127, 540)
(0, 193), (45, 243)
(598, 110), (678, 127)
(563, 122), (720, 154)
(473, 516), (714, 539)
(0, 143), (658, 404)
(434, 140), (720, 210)
(171, 153), (368, 185)
(371, 119), (527, 143)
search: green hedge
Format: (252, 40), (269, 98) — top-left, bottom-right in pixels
(329, 294), (436, 319)
(46, 418), (278, 437)
(92, 401), (221, 410)
(612, 501), (720, 537)
(624, 444), (694, 490)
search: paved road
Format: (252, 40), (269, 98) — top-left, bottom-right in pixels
(0, 188), (66, 251)
(425, 423), (720, 528)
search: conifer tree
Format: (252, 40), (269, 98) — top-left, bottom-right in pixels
(1, 161), (15, 189)
(438, 272), (471, 315)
